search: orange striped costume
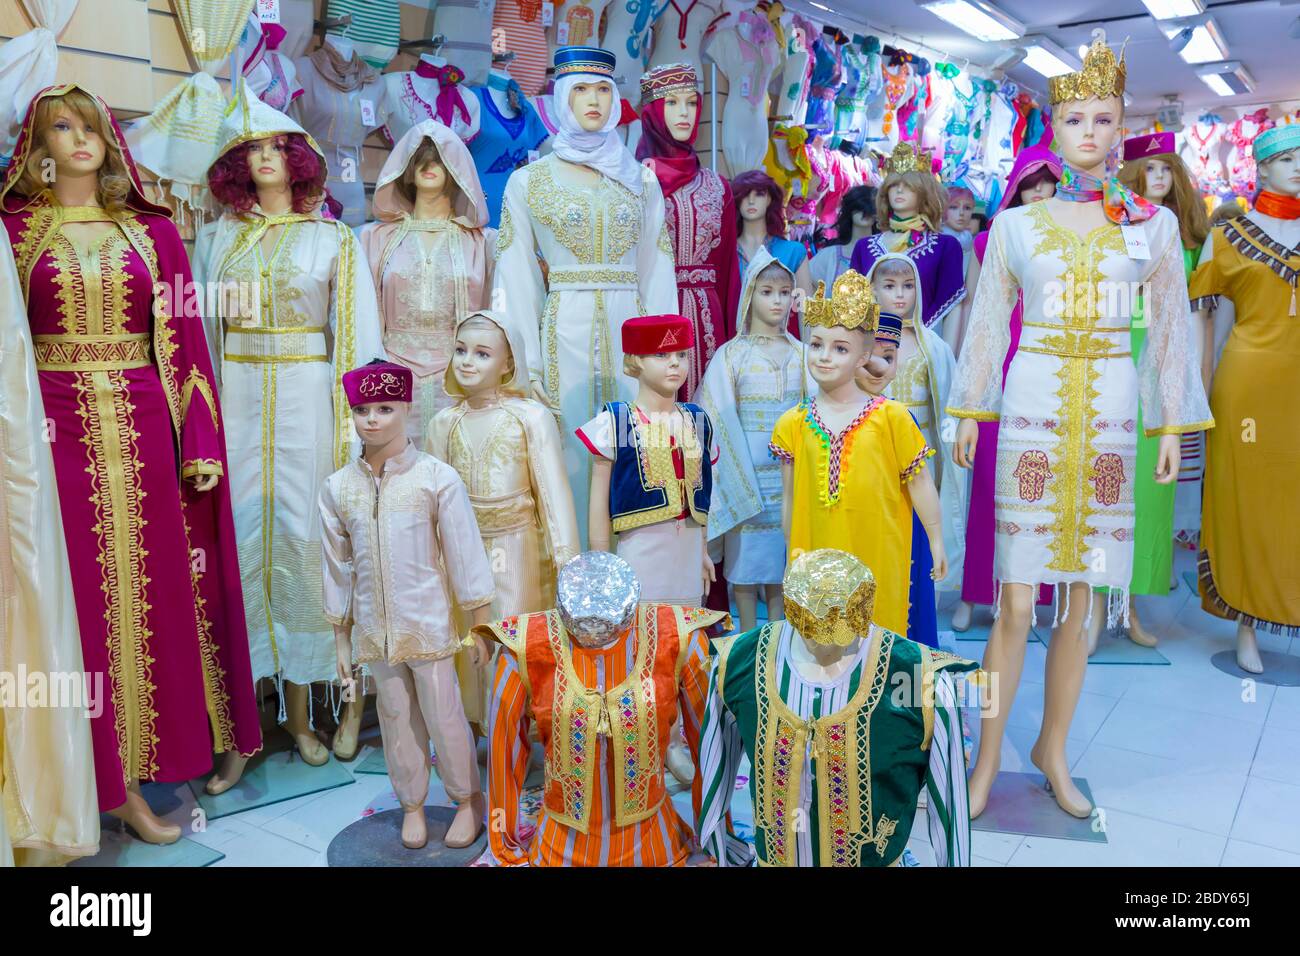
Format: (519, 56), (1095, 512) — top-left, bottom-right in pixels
(477, 604), (728, 866)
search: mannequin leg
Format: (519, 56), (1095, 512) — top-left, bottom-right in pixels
(205, 751), (250, 796)
(108, 782), (182, 845)
(951, 600), (973, 632)
(333, 691), (365, 761)
(764, 583), (784, 622)
(734, 585), (759, 633)
(284, 681), (329, 766)
(1126, 596), (1158, 647)
(967, 583), (1035, 817)
(409, 658), (484, 848)
(1030, 581), (1093, 818)
(1236, 621), (1263, 674)
(1085, 592), (1106, 657)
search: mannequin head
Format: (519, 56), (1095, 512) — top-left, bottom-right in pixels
(451, 315), (515, 399)
(661, 89), (700, 143)
(621, 314), (694, 397)
(875, 169), (944, 230)
(557, 551), (640, 649)
(747, 262), (794, 335)
(833, 185), (877, 245)
(807, 324), (870, 392)
(396, 137), (460, 209)
(568, 79), (616, 131)
(1050, 96), (1122, 175)
(351, 398), (409, 449)
(944, 185), (975, 232)
(343, 360), (414, 453)
(14, 88), (130, 212)
(783, 549), (876, 665)
(1257, 147), (1300, 199)
(859, 326), (899, 396)
(732, 170), (786, 237)
(1015, 165), (1058, 206)
(209, 132), (326, 213)
(624, 349), (689, 397)
(1117, 151), (1208, 249)
(870, 258), (917, 321)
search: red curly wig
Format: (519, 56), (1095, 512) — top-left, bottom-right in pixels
(208, 133), (326, 214)
(732, 169), (787, 239)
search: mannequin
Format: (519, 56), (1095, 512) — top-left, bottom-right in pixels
(734, 169), (813, 312)
(1182, 111), (1227, 195)
(773, 16), (814, 125)
(360, 121), (496, 442)
(1225, 108), (1273, 196)
(475, 551), (729, 865)
(240, 16), (303, 112)
(427, 311), (581, 732)
(549, 0), (614, 54)
(697, 548), (977, 866)
(636, 63), (741, 396)
(293, 33), (388, 226)
(809, 184), (875, 289)
(468, 39), (549, 229)
(1189, 126), (1300, 673)
(649, 0), (720, 75)
(493, 45), (677, 545)
(941, 184), (975, 275)
(948, 147), (1060, 632)
(196, 85), (384, 780)
(703, 5), (784, 176)
(321, 360), (492, 850)
(432, 0), (498, 87)
(1085, 133), (1211, 652)
(948, 33), (1213, 818)
(381, 48), (482, 146)
(849, 142), (966, 335)
(603, 0), (666, 101)
(1, 84), (262, 837)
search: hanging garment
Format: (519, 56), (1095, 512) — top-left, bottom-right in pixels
(468, 84), (549, 229)
(492, 0), (552, 97)
(325, 0), (402, 69)
(704, 10), (783, 176)
(434, 0), (498, 87)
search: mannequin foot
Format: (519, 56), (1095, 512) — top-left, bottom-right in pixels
(1030, 742), (1091, 819)
(1085, 593), (1106, 657)
(444, 794), (485, 848)
(1126, 598), (1158, 648)
(967, 757), (1000, 819)
(951, 601), (973, 633)
(109, 790), (182, 845)
(205, 751), (249, 796)
(1236, 623), (1264, 674)
(666, 740), (695, 786)
(333, 698), (364, 761)
(285, 723), (329, 766)
(401, 808), (428, 850)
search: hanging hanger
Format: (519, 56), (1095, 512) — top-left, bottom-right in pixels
(400, 35), (447, 56)
(314, 15), (352, 42)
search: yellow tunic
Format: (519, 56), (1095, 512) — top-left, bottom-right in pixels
(769, 396), (931, 635)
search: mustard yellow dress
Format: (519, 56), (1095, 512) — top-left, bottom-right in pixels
(769, 396), (932, 635)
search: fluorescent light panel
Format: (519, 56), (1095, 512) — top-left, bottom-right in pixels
(1140, 0), (1204, 19)
(1199, 73), (1233, 96)
(1161, 18), (1229, 64)
(1196, 61), (1254, 96)
(920, 1), (1023, 42)
(1022, 45), (1074, 77)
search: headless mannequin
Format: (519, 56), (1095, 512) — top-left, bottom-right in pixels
(383, 49), (483, 142)
(207, 138), (356, 794)
(1193, 151), (1300, 674)
(953, 96), (1183, 819)
(649, 0), (721, 74)
(547, 0), (614, 56)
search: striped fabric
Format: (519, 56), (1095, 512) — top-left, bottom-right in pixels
(484, 629), (711, 866)
(326, 0), (402, 69)
(491, 0), (551, 97)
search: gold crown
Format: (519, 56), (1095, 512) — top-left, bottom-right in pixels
(1049, 30), (1127, 106)
(885, 141), (932, 176)
(783, 549), (876, 647)
(803, 269), (879, 334)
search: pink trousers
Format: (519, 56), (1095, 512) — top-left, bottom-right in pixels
(371, 657), (481, 810)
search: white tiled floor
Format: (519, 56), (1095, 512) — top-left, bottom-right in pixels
(101, 549), (1297, 867)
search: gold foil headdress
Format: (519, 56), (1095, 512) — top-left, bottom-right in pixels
(886, 141), (933, 176)
(802, 269), (879, 334)
(783, 549), (876, 647)
(1048, 29), (1127, 106)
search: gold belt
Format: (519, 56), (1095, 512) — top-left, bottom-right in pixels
(225, 326), (328, 364)
(1018, 344), (1132, 360)
(470, 489), (538, 535)
(34, 333), (152, 372)
(547, 267), (638, 290)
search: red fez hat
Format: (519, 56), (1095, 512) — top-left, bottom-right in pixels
(621, 314), (695, 355)
(343, 359), (413, 406)
(1123, 132), (1176, 163)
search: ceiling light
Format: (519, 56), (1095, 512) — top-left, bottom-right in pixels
(1077, 44), (1088, 59)
(1161, 16), (1229, 64)
(1196, 61), (1254, 96)
(917, 1), (1024, 42)
(1020, 36), (1079, 78)
(1199, 73), (1233, 97)
(1139, 0), (1204, 18)
(991, 47), (1027, 72)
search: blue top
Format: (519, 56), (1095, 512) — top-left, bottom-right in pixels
(467, 86), (549, 230)
(738, 237), (807, 278)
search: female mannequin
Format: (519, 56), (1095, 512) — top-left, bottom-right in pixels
(1085, 133), (1211, 651)
(196, 85), (384, 780)
(360, 121), (495, 443)
(649, 0), (720, 74)
(734, 169), (813, 309)
(809, 184), (875, 290)
(850, 142), (965, 336)
(702, 4), (785, 176)
(1, 84), (262, 837)
(948, 147), (1060, 632)
(941, 184), (976, 274)
(494, 46), (676, 545)
(1190, 126), (1300, 673)
(1182, 112), (1227, 195)
(948, 34), (1212, 818)
(380, 50), (481, 146)
(636, 63), (741, 396)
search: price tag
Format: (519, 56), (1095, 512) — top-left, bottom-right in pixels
(257, 0), (281, 24)
(557, 22), (570, 45)
(740, 76), (751, 98)
(360, 99), (377, 127)
(1121, 223), (1150, 260)
(542, 1), (554, 27)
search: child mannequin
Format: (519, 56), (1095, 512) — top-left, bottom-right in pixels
(320, 360), (494, 851)
(771, 270), (947, 639)
(427, 312), (581, 733)
(696, 250), (814, 632)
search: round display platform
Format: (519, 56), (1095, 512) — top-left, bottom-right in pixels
(1210, 650), (1300, 687)
(326, 806), (487, 866)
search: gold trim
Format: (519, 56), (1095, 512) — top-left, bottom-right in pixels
(34, 332), (152, 371)
(182, 459), (225, 478)
(1144, 419), (1215, 438)
(225, 352), (327, 364)
(180, 366), (220, 435)
(944, 406), (1000, 421)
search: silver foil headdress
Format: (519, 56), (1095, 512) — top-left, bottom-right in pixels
(557, 551), (641, 648)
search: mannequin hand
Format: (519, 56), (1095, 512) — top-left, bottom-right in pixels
(1154, 434), (1181, 484)
(703, 552), (717, 593)
(191, 473), (220, 492)
(953, 419), (979, 469)
(929, 541), (948, 583)
(467, 633), (491, 669)
(336, 652), (353, 690)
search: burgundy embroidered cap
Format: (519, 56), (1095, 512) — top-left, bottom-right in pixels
(1123, 131), (1175, 162)
(343, 359), (413, 406)
(621, 314), (695, 355)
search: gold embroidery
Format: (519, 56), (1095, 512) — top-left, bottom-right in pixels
(181, 510), (239, 754)
(496, 198), (515, 256)
(610, 404), (706, 533)
(334, 223), (358, 470)
(180, 366), (220, 434)
(181, 458), (224, 478)
(34, 332), (152, 371)
(546, 267), (638, 286)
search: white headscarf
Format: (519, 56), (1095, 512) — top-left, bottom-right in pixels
(551, 72), (643, 195)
